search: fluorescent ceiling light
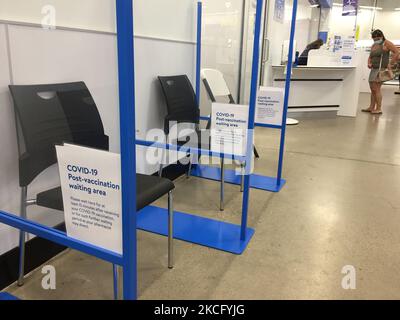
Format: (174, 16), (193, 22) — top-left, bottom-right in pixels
(395, 8), (400, 11)
(359, 5), (382, 10)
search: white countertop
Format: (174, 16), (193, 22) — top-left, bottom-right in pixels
(272, 65), (356, 70)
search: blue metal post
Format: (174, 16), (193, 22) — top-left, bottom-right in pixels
(113, 264), (118, 300)
(116, 0), (137, 300)
(196, 1), (203, 105)
(277, 0), (298, 186)
(241, 0), (264, 241)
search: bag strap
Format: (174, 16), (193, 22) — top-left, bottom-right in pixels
(379, 45), (384, 71)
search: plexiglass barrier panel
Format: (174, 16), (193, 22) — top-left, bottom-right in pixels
(0, 1), (201, 299)
(0, 0), (133, 291)
(200, 0), (245, 115)
(0, 0), (272, 299)
(0, 0), (200, 247)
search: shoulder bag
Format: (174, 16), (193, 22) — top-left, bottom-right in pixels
(378, 51), (394, 82)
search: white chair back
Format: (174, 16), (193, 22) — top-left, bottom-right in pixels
(201, 68), (231, 98)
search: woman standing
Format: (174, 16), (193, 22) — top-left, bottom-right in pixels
(363, 30), (399, 115)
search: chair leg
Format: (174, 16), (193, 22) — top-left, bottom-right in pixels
(18, 187), (28, 287)
(113, 264), (118, 300)
(112, 264), (122, 300)
(159, 134), (169, 177)
(220, 158), (225, 211)
(240, 162), (245, 193)
(254, 145), (260, 159)
(187, 154), (193, 179)
(17, 230), (26, 286)
(168, 191), (174, 269)
(159, 148), (165, 177)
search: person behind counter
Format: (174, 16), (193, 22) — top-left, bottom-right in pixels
(363, 29), (399, 114)
(297, 39), (324, 66)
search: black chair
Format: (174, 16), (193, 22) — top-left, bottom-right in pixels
(158, 75), (226, 211)
(9, 82), (175, 296)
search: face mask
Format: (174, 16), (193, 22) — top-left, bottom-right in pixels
(374, 39), (384, 45)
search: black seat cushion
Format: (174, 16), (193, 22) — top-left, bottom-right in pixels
(136, 174), (174, 211)
(36, 174), (175, 212)
(37, 187), (63, 211)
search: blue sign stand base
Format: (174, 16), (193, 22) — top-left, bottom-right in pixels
(137, 206), (255, 255)
(0, 293), (19, 300)
(190, 165), (286, 193)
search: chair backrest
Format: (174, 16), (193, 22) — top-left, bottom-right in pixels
(158, 75), (200, 133)
(201, 68), (235, 103)
(9, 81), (109, 187)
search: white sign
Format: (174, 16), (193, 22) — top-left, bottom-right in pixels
(274, 0), (285, 23)
(211, 103), (249, 157)
(56, 144), (122, 254)
(341, 37), (355, 65)
(256, 87), (285, 126)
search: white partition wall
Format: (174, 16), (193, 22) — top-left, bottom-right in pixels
(134, 0), (196, 42)
(7, 25), (121, 151)
(0, 0), (116, 33)
(0, 0), (197, 256)
(134, 37), (196, 174)
(0, 0), (197, 41)
(0, 24), (20, 254)
(200, 0), (245, 109)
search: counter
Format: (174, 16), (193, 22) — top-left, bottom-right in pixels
(272, 65), (361, 117)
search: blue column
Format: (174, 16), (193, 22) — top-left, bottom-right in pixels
(196, 1), (203, 106)
(116, 0), (137, 300)
(241, 0), (264, 240)
(277, 0), (298, 185)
